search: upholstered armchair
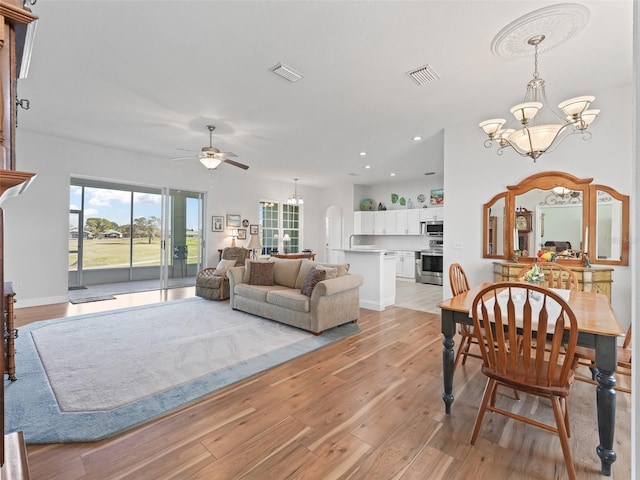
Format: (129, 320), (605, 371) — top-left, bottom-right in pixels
(195, 247), (250, 300)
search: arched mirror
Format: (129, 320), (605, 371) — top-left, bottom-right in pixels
(483, 171), (629, 266)
(483, 192), (507, 257)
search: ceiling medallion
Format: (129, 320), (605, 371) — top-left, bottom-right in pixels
(491, 3), (590, 58)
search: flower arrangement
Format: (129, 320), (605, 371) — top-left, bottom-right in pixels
(522, 264), (545, 284)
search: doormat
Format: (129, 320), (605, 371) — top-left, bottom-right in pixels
(69, 295), (116, 304)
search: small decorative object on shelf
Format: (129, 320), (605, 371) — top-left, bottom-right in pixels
(537, 250), (557, 262)
(583, 252), (591, 267)
(512, 250), (520, 263)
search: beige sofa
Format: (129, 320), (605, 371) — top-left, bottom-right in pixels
(227, 257), (363, 335)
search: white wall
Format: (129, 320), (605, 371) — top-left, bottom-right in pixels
(4, 132), (325, 306)
(443, 82), (633, 331)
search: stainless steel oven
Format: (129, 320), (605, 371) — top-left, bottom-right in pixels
(415, 240), (444, 285)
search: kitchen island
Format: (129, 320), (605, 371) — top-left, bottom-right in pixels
(334, 248), (396, 311)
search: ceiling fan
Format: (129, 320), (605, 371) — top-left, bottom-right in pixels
(173, 125), (249, 170)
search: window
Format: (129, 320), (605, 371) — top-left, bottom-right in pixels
(259, 201), (302, 254)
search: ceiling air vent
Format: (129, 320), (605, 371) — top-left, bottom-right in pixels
(270, 63), (304, 83)
(406, 64), (440, 86)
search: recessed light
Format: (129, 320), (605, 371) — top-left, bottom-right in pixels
(360, 152), (367, 156)
(365, 165), (371, 169)
(390, 172), (396, 177)
(413, 136), (422, 141)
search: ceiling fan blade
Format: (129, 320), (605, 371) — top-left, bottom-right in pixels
(176, 147), (198, 153)
(219, 151), (238, 158)
(223, 158), (249, 170)
(171, 155), (199, 161)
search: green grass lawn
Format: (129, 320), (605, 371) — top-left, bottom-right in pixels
(69, 237), (201, 269)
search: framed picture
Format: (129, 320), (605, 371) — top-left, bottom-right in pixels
(226, 214), (241, 228)
(249, 224), (259, 235)
(237, 228), (247, 240)
(430, 189), (444, 205)
(212, 216), (224, 232)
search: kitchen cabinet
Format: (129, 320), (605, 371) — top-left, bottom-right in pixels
(355, 209), (422, 235)
(374, 211), (395, 235)
(354, 211), (375, 234)
(420, 207), (444, 222)
(396, 209), (421, 234)
(395, 251), (416, 278)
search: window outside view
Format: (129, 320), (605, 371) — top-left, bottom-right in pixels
(69, 184), (201, 272)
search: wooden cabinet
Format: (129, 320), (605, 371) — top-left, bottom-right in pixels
(493, 261), (614, 301)
(374, 211), (395, 235)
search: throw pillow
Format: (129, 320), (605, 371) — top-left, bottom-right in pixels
(213, 259), (237, 276)
(315, 265), (338, 280)
(300, 267), (326, 297)
(249, 261), (275, 286)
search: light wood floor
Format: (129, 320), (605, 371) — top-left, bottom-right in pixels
(13, 285), (631, 479)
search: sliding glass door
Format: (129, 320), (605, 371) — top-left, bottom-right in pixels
(70, 179), (204, 290)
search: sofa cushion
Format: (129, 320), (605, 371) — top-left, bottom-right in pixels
(234, 283), (288, 302)
(242, 259), (274, 283)
(213, 259), (237, 276)
(271, 258), (302, 288)
(249, 261), (275, 286)
(300, 267), (326, 297)
(266, 289), (310, 313)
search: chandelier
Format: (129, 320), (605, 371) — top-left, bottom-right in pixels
(287, 178), (304, 205)
(479, 34), (599, 162)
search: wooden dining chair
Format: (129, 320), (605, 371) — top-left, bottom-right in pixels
(537, 263), (580, 291)
(449, 263), (480, 369)
(469, 282), (579, 480)
(572, 323), (632, 394)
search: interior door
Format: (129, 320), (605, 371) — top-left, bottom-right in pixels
(325, 205), (343, 263)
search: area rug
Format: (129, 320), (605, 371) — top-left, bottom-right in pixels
(68, 294), (116, 304)
(4, 297), (359, 444)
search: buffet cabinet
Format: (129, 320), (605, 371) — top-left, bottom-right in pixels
(493, 261), (614, 301)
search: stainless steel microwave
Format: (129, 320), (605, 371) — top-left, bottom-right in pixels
(421, 220), (443, 236)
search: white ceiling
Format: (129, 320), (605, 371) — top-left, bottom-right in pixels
(17, 1), (633, 188)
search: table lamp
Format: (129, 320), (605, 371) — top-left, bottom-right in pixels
(247, 234), (261, 260)
(283, 233), (291, 254)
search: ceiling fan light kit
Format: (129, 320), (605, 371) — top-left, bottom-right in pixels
(480, 5), (598, 162)
(173, 125), (249, 171)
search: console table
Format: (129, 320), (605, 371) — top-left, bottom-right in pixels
(493, 261), (614, 301)
(272, 253), (316, 261)
(4, 282), (17, 381)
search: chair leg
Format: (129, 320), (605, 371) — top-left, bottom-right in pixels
(454, 335), (469, 370)
(461, 339), (472, 366)
(550, 396), (577, 480)
(563, 397), (571, 438)
(470, 378), (496, 445)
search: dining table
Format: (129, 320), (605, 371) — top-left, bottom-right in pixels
(438, 282), (626, 477)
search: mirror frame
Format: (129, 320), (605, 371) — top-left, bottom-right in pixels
(483, 171), (629, 266)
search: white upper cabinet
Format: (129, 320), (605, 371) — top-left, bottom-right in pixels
(354, 211), (375, 234)
(419, 207), (444, 222)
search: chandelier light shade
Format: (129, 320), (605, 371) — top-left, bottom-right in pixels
(287, 178), (304, 205)
(479, 34), (599, 162)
